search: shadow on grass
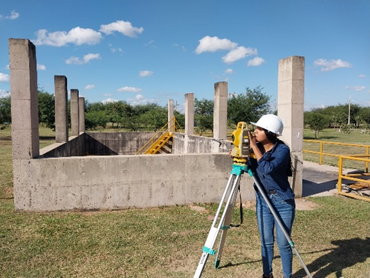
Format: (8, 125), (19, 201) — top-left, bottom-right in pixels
(294, 237), (370, 278)
(39, 136), (55, 140)
(304, 136), (339, 140)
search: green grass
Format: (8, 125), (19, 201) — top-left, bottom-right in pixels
(1, 127), (370, 277)
(303, 128), (370, 169)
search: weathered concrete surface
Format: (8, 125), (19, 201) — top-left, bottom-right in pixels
(13, 153), (255, 211)
(173, 133), (232, 154)
(54, 75), (68, 143)
(278, 56), (305, 198)
(70, 89), (79, 136)
(9, 39), (39, 159)
(213, 82), (228, 144)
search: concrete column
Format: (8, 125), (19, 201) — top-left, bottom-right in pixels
(278, 56), (305, 197)
(79, 97), (85, 133)
(9, 39), (39, 159)
(213, 82), (228, 141)
(70, 89), (79, 136)
(54, 75), (68, 143)
(168, 99), (174, 133)
(185, 93), (194, 135)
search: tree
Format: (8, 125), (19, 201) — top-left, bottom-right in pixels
(228, 86), (271, 126)
(38, 89), (55, 130)
(194, 98), (213, 135)
(305, 112), (329, 138)
(0, 95), (11, 123)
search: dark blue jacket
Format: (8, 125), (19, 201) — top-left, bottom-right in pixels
(249, 141), (295, 200)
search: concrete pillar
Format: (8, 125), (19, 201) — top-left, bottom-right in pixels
(79, 97), (85, 133)
(185, 93), (194, 135)
(213, 82), (228, 140)
(54, 75), (68, 143)
(9, 39), (39, 159)
(70, 89), (79, 136)
(168, 99), (174, 133)
(278, 56), (305, 197)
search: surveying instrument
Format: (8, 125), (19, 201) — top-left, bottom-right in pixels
(193, 122), (312, 278)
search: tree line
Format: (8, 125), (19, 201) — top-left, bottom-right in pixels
(304, 105), (370, 137)
(1, 87), (370, 137)
(0, 87), (271, 134)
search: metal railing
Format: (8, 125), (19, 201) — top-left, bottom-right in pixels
(136, 117), (183, 155)
(337, 155), (370, 202)
(303, 140), (370, 173)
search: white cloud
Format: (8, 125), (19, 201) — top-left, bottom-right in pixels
(84, 84), (95, 90)
(247, 57), (266, 67)
(222, 46), (258, 64)
(195, 36), (237, 54)
(117, 86), (142, 93)
(224, 69), (234, 74)
(344, 85), (350, 90)
(173, 43), (187, 52)
(139, 70), (153, 77)
(0, 89), (10, 97)
(37, 64), (46, 70)
(100, 20), (144, 37)
(126, 94), (157, 105)
(145, 40), (156, 48)
(4, 10), (19, 20)
(102, 98), (118, 104)
(313, 59), (352, 71)
(109, 44), (124, 53)
(66, 53), (101, 65)
(353, 86), (366, 92)
(359, 74), (366, 78)
(0, 73), (10, 82)
(33, 27), (102, 47)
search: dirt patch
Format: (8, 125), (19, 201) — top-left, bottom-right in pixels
(295, 198), (319, 210)
(189, 205), (209, 213)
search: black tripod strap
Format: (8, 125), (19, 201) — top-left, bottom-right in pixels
(230, 189), (243, 228)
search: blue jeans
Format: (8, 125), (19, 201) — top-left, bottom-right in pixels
(256, 190), (295, 278)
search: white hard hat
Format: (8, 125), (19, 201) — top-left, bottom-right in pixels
(251, 114), (284, 136)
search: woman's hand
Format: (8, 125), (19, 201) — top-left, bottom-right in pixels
(248, 131), (257, 150)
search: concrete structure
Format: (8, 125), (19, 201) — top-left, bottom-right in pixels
(213, 82), (228, 142)
(184, 93), (194, 154)
(278, 56), (305, 197)
(185, 93), (194, 135)
(168, 99), (174, 133)
(9, 39), (39, 159)
(9, 39), (304, 212)
(70, 89), (79, 136)
(54, 75), (68, 143)
(79, 97), (85, 134)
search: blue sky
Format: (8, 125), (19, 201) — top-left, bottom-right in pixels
(0, 0), (369, 111)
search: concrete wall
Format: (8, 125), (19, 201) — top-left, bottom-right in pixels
(173, 133), (231, 154)
(40, 132), (156, 157)
(14, 131), (256, 211)
(85, 132), (155, 155)
(13, 153), (256, 211)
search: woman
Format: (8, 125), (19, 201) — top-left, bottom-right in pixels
(248, 114), (295, 278)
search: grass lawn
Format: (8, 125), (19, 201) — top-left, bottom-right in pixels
(1, 126), (370, 277)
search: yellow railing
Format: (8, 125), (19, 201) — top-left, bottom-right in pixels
(136, 117), (183, 155)
(303, 140), (370, 173)
(337, 155), (370, 202)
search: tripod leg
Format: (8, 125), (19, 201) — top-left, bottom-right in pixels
(193, 173), (240, 278)
(214, 175), (241, 268)
(249, 173), (313, 278)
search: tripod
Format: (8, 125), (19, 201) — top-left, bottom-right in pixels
(193, 159), (312, 278)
